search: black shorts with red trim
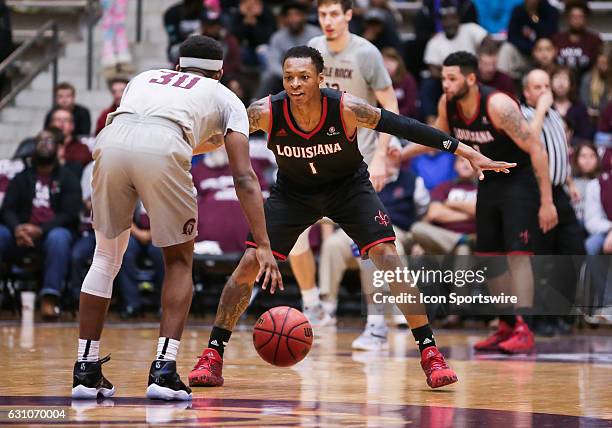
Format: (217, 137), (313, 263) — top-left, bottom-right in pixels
(246, 165), (395, 260)
(475, 167), (539, 254)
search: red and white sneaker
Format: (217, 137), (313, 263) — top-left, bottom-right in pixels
(188, 348), (224, 387)
(473, 320), (513, 351)
(498, 319), (535, 354)
(420, 346), (458, 389)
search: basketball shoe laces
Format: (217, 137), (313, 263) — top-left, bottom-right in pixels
(193, 352), (220, 373)
(423, 350), (449, 375)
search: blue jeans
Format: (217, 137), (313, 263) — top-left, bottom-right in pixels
(0, 225), (72, 296)
(117, 235), (164, 310)
(585, 232), (606, 255)
(70, 232), (96, 298)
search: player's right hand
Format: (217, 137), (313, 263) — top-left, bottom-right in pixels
(256, 246), (284, 294)
(538, 201), (558, 233)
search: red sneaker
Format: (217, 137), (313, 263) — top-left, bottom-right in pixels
(420, 346), (458, 389)
(188, 348), (224, 387)
(473, 320), (513, 351)
(498, 320), (535, 354)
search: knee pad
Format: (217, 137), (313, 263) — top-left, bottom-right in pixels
(81, 230), (129, 299)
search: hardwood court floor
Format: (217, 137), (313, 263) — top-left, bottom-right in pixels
(0, 321), (611, 427)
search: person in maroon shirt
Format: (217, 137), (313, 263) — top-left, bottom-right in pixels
(95, 77), (129, 136)
(552, 66), (595, 141)
(551, 0), (602, 79)
(477, 39), (516, 96)
(0, 130), (81, 320)
(411, 156), (478, 254)
(49, 108), (93, 178)
(382, 47), (419, 118)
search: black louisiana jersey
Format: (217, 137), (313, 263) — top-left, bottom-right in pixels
(267, 88), (366, 189)
(447, 85), (531, 179)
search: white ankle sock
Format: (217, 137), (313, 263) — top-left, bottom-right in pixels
(157, 337), (180, 361)
(302, 287), (320, 308)
(367, 314), (386, 329)
(78, 339), (100, 362)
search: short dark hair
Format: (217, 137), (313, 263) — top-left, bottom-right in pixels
(179, 35), (223, 65)
(565, 0), (590, 15)
(282, 1), (308, 15)
(108, 76), (129, 88)
(55, 82), (75, 95)
(42, 127), (65, 146)
(443, 51), (478, 76)
(283, 46), (324, 74)
(317, 0), (353, 13)
(50, 107), (74, 121)
(477, 38), (500, 57)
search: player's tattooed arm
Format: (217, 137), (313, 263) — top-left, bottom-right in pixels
(489, 93), (558, 232)
(247, 97), (271, 134)
(342, 93), (382, 130)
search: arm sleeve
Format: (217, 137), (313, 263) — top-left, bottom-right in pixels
(375, 109), (459, 153)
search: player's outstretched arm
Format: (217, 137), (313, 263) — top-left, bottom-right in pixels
(225, 130), (283, 293)
(342, 93), (516, 179)
(247, 97), (272, 134)
(488, 93), (558, 233)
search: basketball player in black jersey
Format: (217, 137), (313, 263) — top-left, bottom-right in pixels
(437, 51), (558, 354)
(189, 46), (514, 389)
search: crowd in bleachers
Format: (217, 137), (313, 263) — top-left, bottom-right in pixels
(0, 0), (610, 326)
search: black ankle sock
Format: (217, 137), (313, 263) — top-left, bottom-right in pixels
(412, 324), (436, 353)
(499, 315), (517, 327)
(208, 327), (232, 357)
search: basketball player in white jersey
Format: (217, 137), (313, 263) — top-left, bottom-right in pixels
(71, 36), (281, 401)
(287, 0), (399, 348)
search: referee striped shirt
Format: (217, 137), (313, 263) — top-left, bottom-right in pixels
(521, 104), (569, 186)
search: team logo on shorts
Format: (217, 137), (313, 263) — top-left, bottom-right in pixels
(374, 210), (390, 227)
(326, 126), (341, 136)
(183, 218), (196, 235)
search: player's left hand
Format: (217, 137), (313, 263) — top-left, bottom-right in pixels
(369, 153), (387, 192)
(466, 149), (516, 181)
(256, 246), (284, 294)
(539, 201), (558, 233)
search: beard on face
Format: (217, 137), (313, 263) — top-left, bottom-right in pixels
(447, 80), (470, 102)
(33, 148), (57, 166)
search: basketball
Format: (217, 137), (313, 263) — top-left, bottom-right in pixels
(253, 306), (314, 367)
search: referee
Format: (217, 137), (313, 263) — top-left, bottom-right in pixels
(521, 69), (585, 335)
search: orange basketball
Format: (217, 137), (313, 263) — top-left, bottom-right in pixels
(253, 306), (314, 367)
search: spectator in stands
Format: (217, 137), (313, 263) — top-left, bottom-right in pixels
(361, 8), (402, 52)
(191, 141), (273, 254)
(228, 0), (277, 69)
(551, 66), (594, 142)
(318, 143), (430, 325)
(382, 47), (419, 118)
(584, 171), (612, 255)
(421, 0), (488, 123)
(256, 1), (321, 98)
(369, 0), (402, 30)
(44, 82), (91, 137)
(472, 0), (522, 34)
(164, 0), (207, 64)
(226, 75), (250, 105)
(580, 48), (610, 123)
(571, 142), (601, 226)
(497, 0), (558, 79)
(0, 130), (81, 320)
(409, 0), (477, 77)
(101, 0), (133, 78)
(95, 76), (129, 136)
(552, 0), (602, 80)
(411, 156), (477, 255)
(598, 102), (612, 147)
(201, 11), (242, 79)
(117, 201), (164, 319)
(409, 148), (457, 190)
(49, 108), (93, 177)
(0, 0), (14, 98)
(70, 162), (95, 304)
(531, 37), (558, 76)
(477, 39), (516, 95)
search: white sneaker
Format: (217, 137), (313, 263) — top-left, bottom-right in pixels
(304, 304), (336, 327)
(351, 324), (389, 351)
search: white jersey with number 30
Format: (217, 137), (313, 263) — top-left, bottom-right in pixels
(107, 68), (249, 148)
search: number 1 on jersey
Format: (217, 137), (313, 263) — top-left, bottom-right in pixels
(308, 162), (318, 175)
